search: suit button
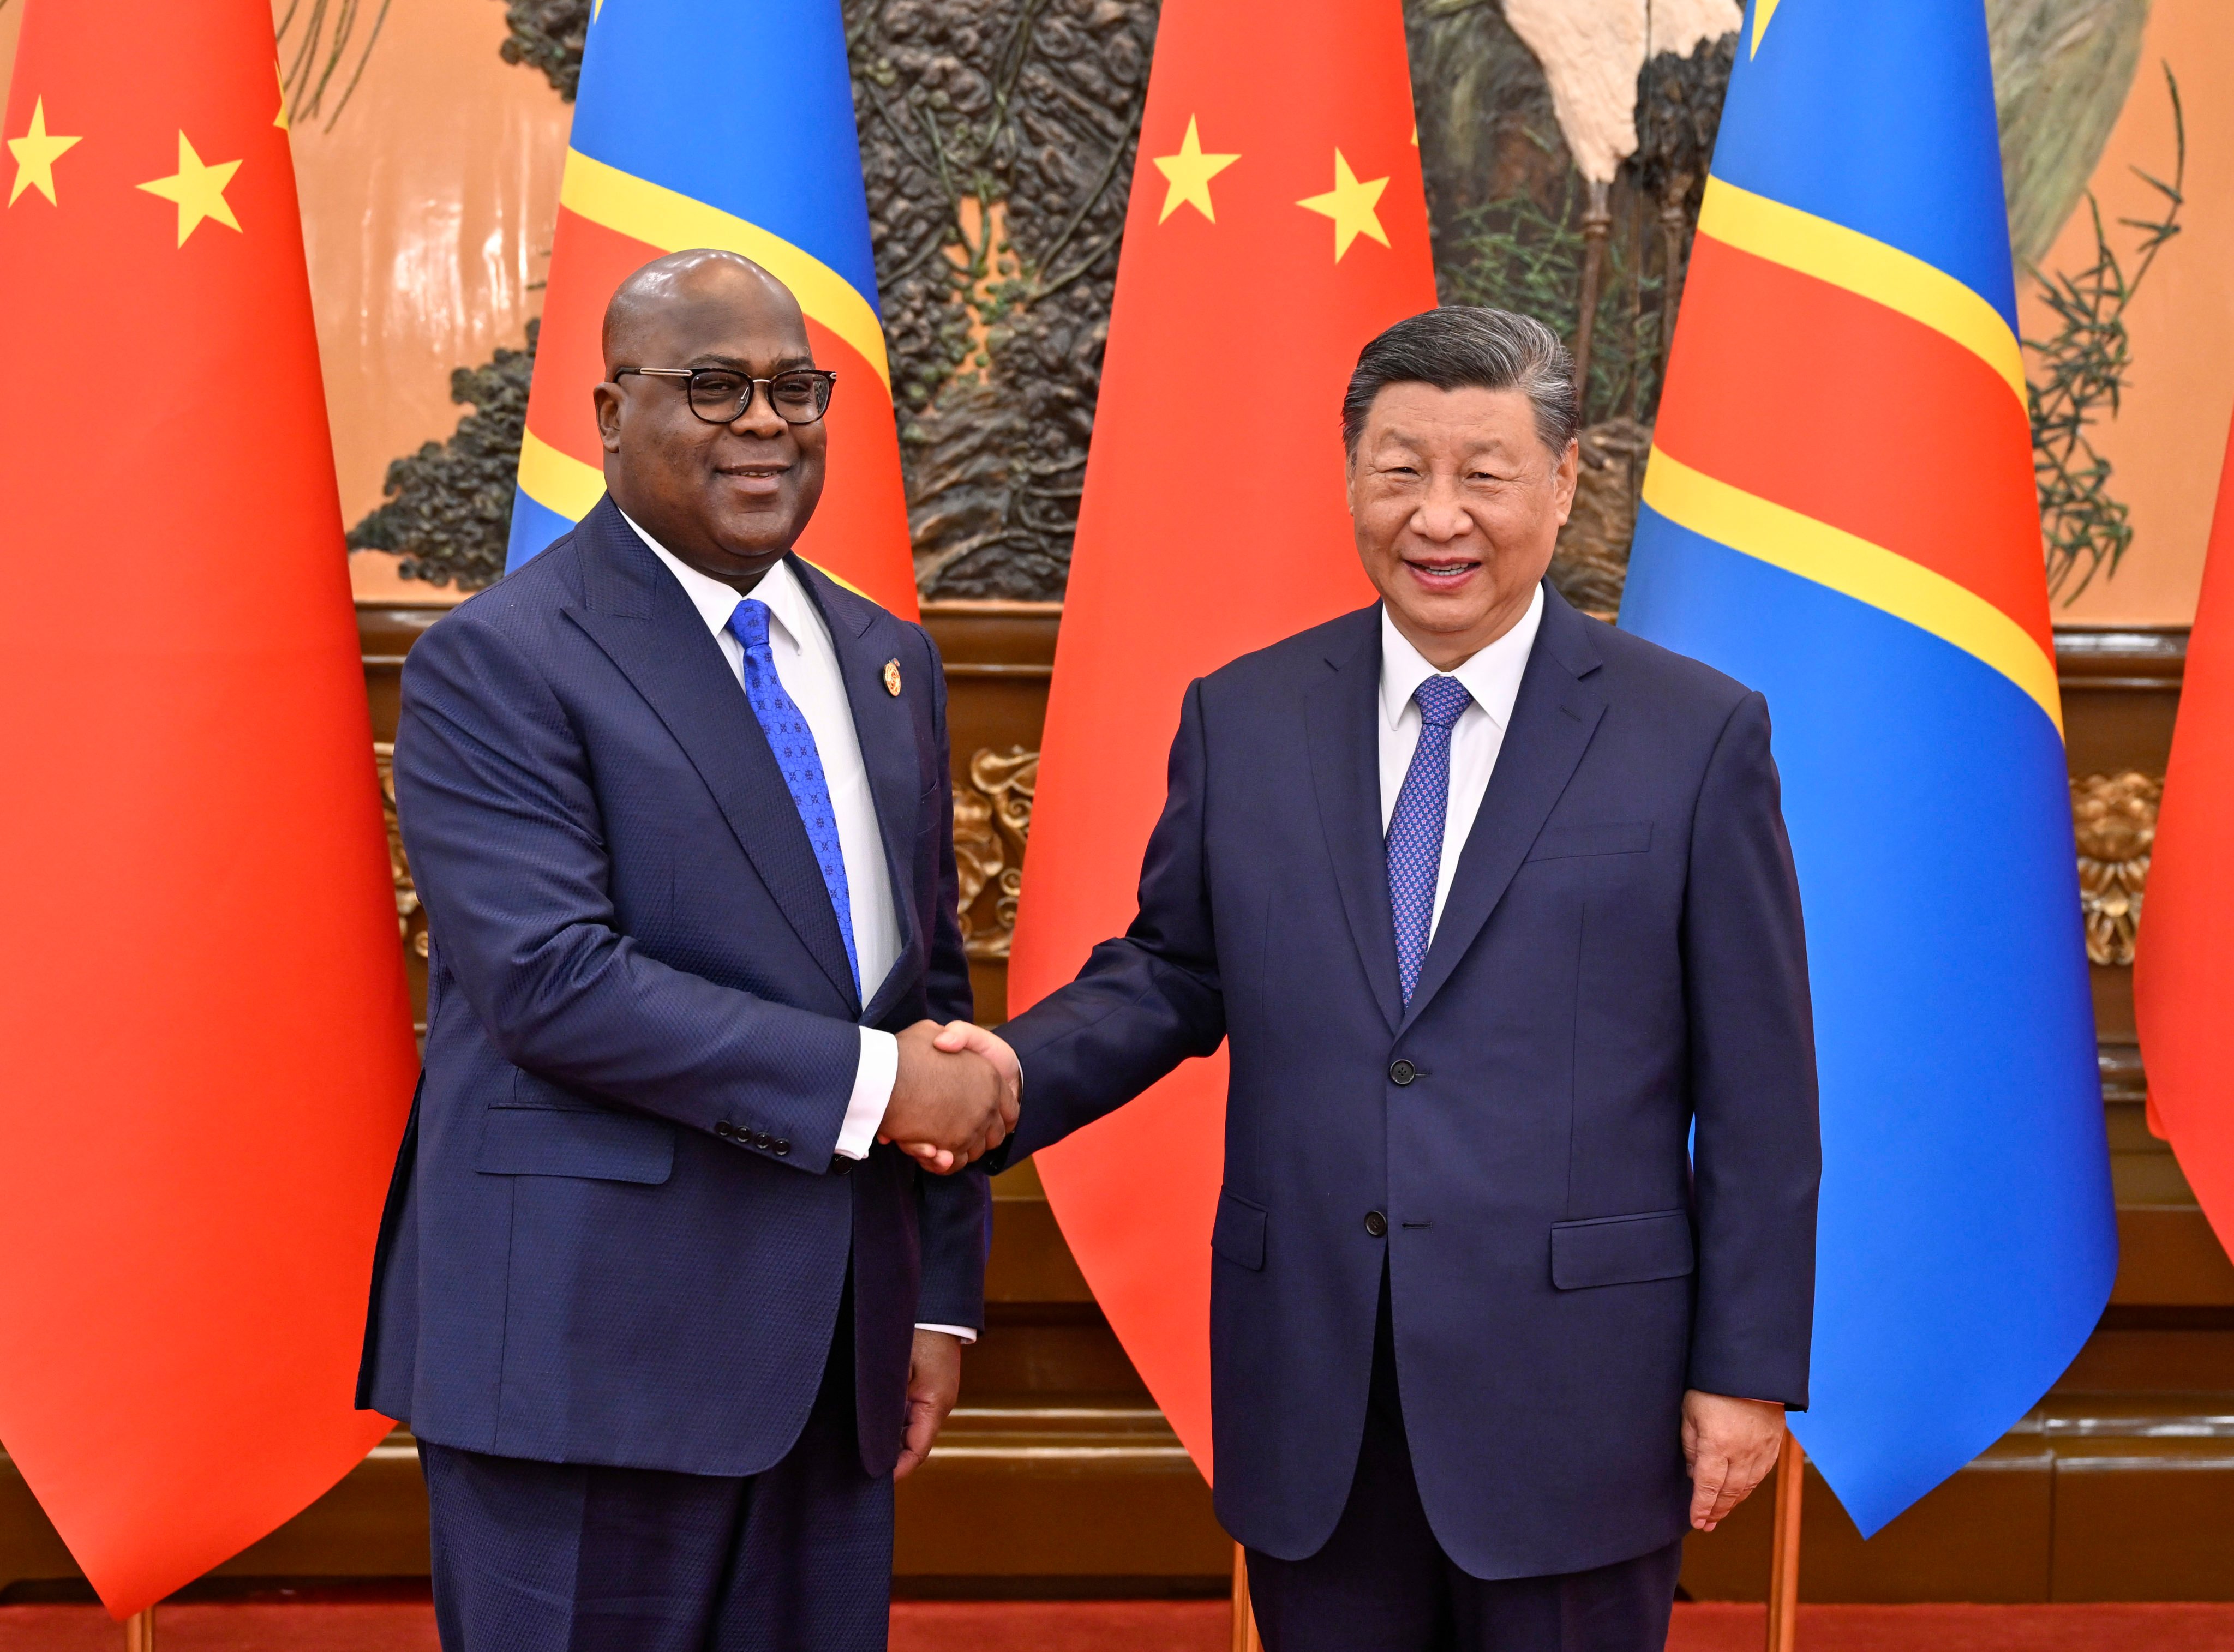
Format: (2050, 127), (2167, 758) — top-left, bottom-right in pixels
(1364, 1211), (1388, 1238)
(832, 1156), (855, 1176)
(1389, 1059), (1416, 1086)
(715, 1121), (737, 1140)
(775, 1140), (791, 1156)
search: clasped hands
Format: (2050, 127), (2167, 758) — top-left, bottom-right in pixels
(877, 1020), (1021, 1173)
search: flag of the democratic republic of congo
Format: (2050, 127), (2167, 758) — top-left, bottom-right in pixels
(1620, 0), (2115, 1535)
(0, 0), (417, 1614)
(505, 0), (917, 617)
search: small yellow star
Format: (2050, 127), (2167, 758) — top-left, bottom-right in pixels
(1297, 149), (1390, 261)
(274, 63), (291, 131)
(137, 131), (244, 247)
(1752, 0), (1782, 55)
(1153, 115), (1239, 225)
(8, 98), (83, 208)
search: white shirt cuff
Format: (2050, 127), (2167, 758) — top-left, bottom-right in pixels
(834, 1026), (899, 1160)
(916, 1323), (978, 1344)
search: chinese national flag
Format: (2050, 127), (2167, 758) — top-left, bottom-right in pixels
(0, 0), (417, 1615)
(1004, 0), (1434, 1475)
(2135, 409), (2234, 1263)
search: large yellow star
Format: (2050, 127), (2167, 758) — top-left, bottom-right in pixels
(1153, 115), (1239, 224)
(7, 98), (82, 208)
(137, 132), (243, 247)
(1297, 149), (1389, 260)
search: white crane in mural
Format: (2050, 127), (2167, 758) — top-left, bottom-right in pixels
(1495, 0), (1741, 399)
(1500, 0), (1742, 187)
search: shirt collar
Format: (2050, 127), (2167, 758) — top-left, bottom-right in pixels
(622, 509), (823, 652)
(1379, 581), (1546, 732)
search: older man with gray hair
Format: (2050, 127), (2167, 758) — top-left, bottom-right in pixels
(941, 305), (1823, 1651)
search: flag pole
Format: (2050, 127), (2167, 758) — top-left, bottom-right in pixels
(124, 1607), (155, 1651)
(1231, 1541), (1261, 1652)
(1764, 1427), (1805, 1652)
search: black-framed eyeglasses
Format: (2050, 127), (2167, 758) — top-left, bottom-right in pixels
(615, 366), (837, 426)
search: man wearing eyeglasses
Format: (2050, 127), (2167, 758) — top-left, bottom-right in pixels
(358, 249), (1013, 1651)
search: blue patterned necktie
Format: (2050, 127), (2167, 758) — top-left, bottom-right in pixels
(1387, 674), (1473, 1006)
(727, 597), (860, 996)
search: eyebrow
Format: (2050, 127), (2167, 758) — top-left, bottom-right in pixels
(686, 351), (817, 371)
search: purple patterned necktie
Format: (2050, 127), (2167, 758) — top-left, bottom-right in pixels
(1387, 674), (1473, 1005)
(728, 597), (860, 996)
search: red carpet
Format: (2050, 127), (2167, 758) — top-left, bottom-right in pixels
(3, 1599), (2233, 1649)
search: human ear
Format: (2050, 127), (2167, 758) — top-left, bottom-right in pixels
(592, 381), (625, 454)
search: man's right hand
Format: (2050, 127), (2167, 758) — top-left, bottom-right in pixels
(881, 1020), (1014, 1173)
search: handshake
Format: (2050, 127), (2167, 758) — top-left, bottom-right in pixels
(877, 1020), (1021, 1173)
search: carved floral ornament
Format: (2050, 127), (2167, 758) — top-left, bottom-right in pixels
(953, 747), (1039, 958)
(2071, 770), (2159, 968)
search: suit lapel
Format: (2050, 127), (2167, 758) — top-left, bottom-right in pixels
(1399, 587), (1608, 1032)
(1307, 611), (1404, 1035)
(561, 500), (860, 1008)
(794, 557), (926, 1020)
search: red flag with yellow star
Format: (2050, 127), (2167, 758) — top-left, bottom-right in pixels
(0, 0), (417, 1615)
(1004, 0), (1434, 1476)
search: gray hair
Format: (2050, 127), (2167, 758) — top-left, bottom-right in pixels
(1341, 305), (1579, 459)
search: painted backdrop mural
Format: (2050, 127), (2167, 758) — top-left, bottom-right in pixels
(4, 0), (2225, 622)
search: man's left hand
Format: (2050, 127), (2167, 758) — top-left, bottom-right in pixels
(1681, 1390), (1786, 1531)
(895, 1329), (964, 1481)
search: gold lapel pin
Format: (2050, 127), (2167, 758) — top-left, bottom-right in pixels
(883, 659), (902, 696)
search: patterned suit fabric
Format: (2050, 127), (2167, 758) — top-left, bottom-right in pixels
(1386, 676), (1472, 1005)
(360, 498), (987, 1486)
(729, 599), (859, 995)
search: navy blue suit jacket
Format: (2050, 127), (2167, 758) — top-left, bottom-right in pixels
(998, 586), (1819, 1578)
(357, 496), (990, 1480)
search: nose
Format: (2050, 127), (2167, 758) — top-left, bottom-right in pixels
(728, 380), (789, 438)
(1410, 488), (1476, 543)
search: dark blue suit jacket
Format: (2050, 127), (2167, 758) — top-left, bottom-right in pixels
(998, 586), (1819, 1578)
(358, 496), (989, 1480)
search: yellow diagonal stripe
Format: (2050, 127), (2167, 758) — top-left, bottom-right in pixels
(519, 428), (609, 522)
(560, 149), (893, 392)
(517, 427), (868, 600)
(1642, 446), (2063, 735)
(1697, 175), (2026, 409)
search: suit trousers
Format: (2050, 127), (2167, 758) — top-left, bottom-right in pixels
(421, 1280), (891, 1652)
(1245, 1274), (1684, 1652)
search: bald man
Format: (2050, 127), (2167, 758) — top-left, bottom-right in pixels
(357, 251), (1013, 1651)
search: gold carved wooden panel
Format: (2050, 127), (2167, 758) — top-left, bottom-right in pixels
(953, 746), (1038, 959)
(2072, 770), (2159, 968)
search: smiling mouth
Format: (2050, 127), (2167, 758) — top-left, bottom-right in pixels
(1405, 557), (1481, 585)
(718, 464), (789, 496)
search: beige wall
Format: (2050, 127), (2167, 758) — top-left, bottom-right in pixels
(284, 0), (570, 603)
(2023, 0), (2234, 628)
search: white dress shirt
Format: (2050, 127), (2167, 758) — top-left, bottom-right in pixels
(630, 518), (975, 1341)
(1377, 584), (1546, 940)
